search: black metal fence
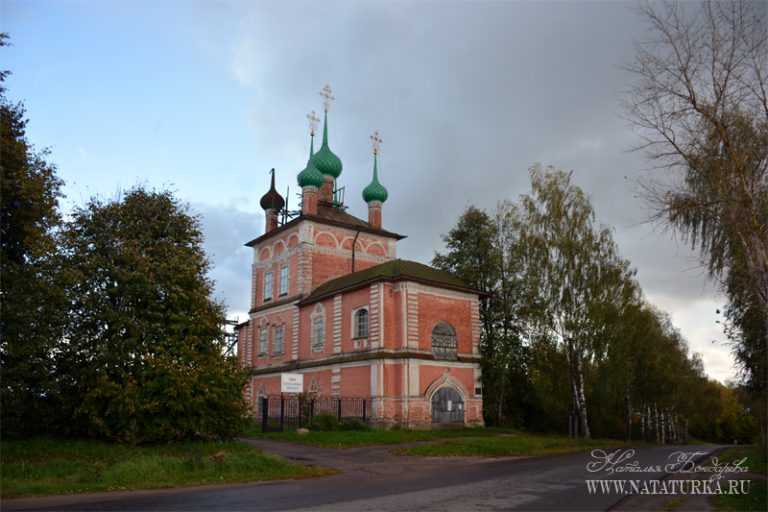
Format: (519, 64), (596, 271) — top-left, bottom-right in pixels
(259, 395), (369, 432)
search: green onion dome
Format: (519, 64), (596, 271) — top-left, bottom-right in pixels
(297, 138), (324, 188)
(313, 112), (342, 179)
(362, 154), (388, 203)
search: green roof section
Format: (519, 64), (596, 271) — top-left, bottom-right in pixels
(362, 153), (388, 203)
(300, 259), (478, 305)
(313, 111), (342, 178)
(297, 136), (325, 188)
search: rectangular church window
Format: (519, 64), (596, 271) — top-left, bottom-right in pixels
(264, 272), (273, 302)
(273, 325), (284, 355)
(311, 316), (324, 352)
(279, 266), (289, 296)
(259, 327), (268, 355)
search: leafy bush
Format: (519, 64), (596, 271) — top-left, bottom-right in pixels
(57, 189), (250, 443)
(311, 414), (339, 431)
(339, 418), (370, 431)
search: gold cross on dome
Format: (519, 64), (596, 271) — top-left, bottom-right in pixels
(370, 130), (382, 155)
(306, 110), (320, 136)
(319, 84), (335, 112)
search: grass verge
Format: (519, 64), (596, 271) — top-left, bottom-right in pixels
(713, 479), (766, 512)
(397, 431), (627, 457)
(711, 445), (767, 512)
(1, 437), (334, 499)
(714, 445), (767, 476)
(248, 427), (519, 447)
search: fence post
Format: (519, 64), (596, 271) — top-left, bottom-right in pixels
(362, 399), (367, 422)
(310, 399), (315, 424)
(298, 395), (303, 429)
(337, 398), (342, 422)
(280, 395), (285, 432)
(261, 397), (268, 432)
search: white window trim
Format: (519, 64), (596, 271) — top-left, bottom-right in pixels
(244, 326), (252, 367)
(431, 321), (458, 360)
(350, 306), (369, 339)
(273, 324), (285, 355)
(258, 325), (268, 355)
(279, 266), (289, 296)
(263, 271), (274, 302)
(311, 304), (326, 352)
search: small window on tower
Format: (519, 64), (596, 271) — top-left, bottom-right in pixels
(279, 266), (289, 296)
(263, 272), (273, 302)
(258, 327), (268, 355)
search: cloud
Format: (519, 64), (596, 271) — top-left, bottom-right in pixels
(647, 294), (735, 383)
(190, 0), (737, 381)
(192, 202), (262, 316)
(231, 36), (258, 86)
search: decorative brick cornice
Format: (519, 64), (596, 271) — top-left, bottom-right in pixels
(244, 214), (405, 248)
(247, 349), (481, 376)
(249, 294), (303, 314)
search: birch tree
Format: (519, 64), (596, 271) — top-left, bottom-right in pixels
(625, 1), (768, 442)
(517, 165), (637, 438)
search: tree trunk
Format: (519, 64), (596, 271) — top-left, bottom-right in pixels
(565, 341), (591, 439)
(648, 404), (653, 442)
(670, 413), (677, 443)
(498, 385), (504, 425)
(575, 357), (591, 439)
(625, 392), (632, 441)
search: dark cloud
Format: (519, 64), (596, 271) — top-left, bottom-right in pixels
(189, 0), (734, 380)
(193, 202), (262, 317)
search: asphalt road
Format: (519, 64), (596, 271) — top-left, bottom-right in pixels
(3, 441), (719, 512)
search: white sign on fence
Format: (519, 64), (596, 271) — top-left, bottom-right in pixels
(280, 373), (303, 394)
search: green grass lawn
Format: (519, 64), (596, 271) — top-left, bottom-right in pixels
(247, 425), (626, 457)
(0, 438), (333, 499)
(248, 426), (519, 447)
(712, 445), (767, 512)
(397, 431), (627, 457)
(714, 445), (767, 476)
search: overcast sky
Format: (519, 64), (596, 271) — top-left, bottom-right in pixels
(3, 0), (736, 382)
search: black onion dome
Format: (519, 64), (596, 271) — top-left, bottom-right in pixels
(260, 169), (285, 211)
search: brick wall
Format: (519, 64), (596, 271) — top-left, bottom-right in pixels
(417, 292), (474, 354)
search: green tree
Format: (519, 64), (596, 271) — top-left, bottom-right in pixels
(517, 165), (638, 438)
(0, 32), (67, 436)
(432, 207), (503, 421)
(57, 188), (248, 443)
(433, 206), (534, 427)
(626, 1), (768, 444)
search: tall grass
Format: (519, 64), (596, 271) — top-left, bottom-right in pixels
(1, 438), (331, 498)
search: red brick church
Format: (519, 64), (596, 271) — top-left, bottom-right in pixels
(236, 87), (483, 427)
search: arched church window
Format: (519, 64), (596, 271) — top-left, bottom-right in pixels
(354, 308), (369, 338)
(431, 321), (457, 360)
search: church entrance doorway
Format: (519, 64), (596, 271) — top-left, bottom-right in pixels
(431, 387), (464, 424)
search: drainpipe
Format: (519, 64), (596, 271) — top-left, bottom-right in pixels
(351, 230), (361, 272)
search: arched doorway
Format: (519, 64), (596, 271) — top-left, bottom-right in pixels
(431, 386), (464, 424)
